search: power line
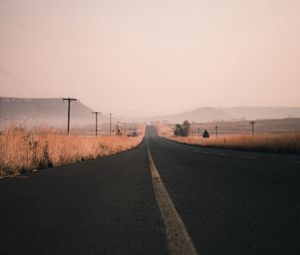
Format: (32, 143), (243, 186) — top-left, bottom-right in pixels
(0, 67), (44, 97)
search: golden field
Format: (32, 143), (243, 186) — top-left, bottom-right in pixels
(0, 126), (144, 177)
(157, 125), (300, 154)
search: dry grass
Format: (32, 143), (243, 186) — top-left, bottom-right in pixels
(157, 125), (300, 154)
(0, 126), (144, 177)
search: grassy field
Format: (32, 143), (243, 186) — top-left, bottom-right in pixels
(0, 126), (144, 177)
(163, 118), (300, 135)
(157, 124), (300, 154)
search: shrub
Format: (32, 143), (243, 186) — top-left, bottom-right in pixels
(174, 120), (190, 137)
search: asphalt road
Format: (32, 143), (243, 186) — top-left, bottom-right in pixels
(1, 126), (300, 255)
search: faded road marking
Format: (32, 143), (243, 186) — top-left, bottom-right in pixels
(147, 149), (199, 255)
(218, 153), (227, 157)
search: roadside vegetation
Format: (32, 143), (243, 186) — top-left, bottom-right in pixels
(0, 126), (144, 177)
(157, 124), (300, 154)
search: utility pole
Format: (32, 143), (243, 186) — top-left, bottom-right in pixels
(116, 121), (121, 135)
(92, 112), (101, 137)
(117, 121), (121, 131)
(109, 113), (113, 136)
(215, 125), (218, 138)
(124, 122), (126, 137)
(250, 121), (255, 136)
(63, 98), (77, 134)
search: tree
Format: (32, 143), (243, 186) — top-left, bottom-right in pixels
(174, 124), (183, 136)
(182, 120), (191, 137)
(174, 120), (191, 137)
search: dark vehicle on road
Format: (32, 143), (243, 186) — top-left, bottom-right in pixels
(127, 131), (138, 137)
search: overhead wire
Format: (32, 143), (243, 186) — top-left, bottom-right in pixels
(0, 67), (45, 97)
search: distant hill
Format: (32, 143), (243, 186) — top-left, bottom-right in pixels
(0, 97), (97, 128)
(224, 107), (300, 120)
(156, 107), (232, 123)
(155, 107), (300, 123)
(2, 98), (300, 127)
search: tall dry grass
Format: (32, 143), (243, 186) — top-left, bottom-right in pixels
(156, 125), (300, 154)
(0, 126), (144, 177)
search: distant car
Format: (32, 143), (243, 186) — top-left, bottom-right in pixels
(127, 131), (138, 137)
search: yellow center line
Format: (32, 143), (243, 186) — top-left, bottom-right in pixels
(147, 148), (199, 255)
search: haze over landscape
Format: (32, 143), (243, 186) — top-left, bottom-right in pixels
(1, 97), (300, 129)
(1, 2), (300, 255)
(1, 0), (300, 118)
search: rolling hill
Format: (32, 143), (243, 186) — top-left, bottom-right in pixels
(0, 97), (96, 128)
(154, 107), (300, 123)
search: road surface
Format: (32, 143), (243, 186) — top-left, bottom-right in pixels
(0, 126), (299, 255)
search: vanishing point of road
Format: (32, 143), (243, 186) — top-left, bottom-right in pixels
(1, 126), (299, 255)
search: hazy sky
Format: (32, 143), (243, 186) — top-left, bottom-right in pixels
(1, 0), (300, 116)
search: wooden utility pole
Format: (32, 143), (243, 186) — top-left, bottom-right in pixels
(109, 113), (113, 136)
(92, 112), (101, 136)
(215, 126), (218, 138)
(123, 122), (126, 137)
(62, 98), (77, 134)
(250, 121), (255, 136)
